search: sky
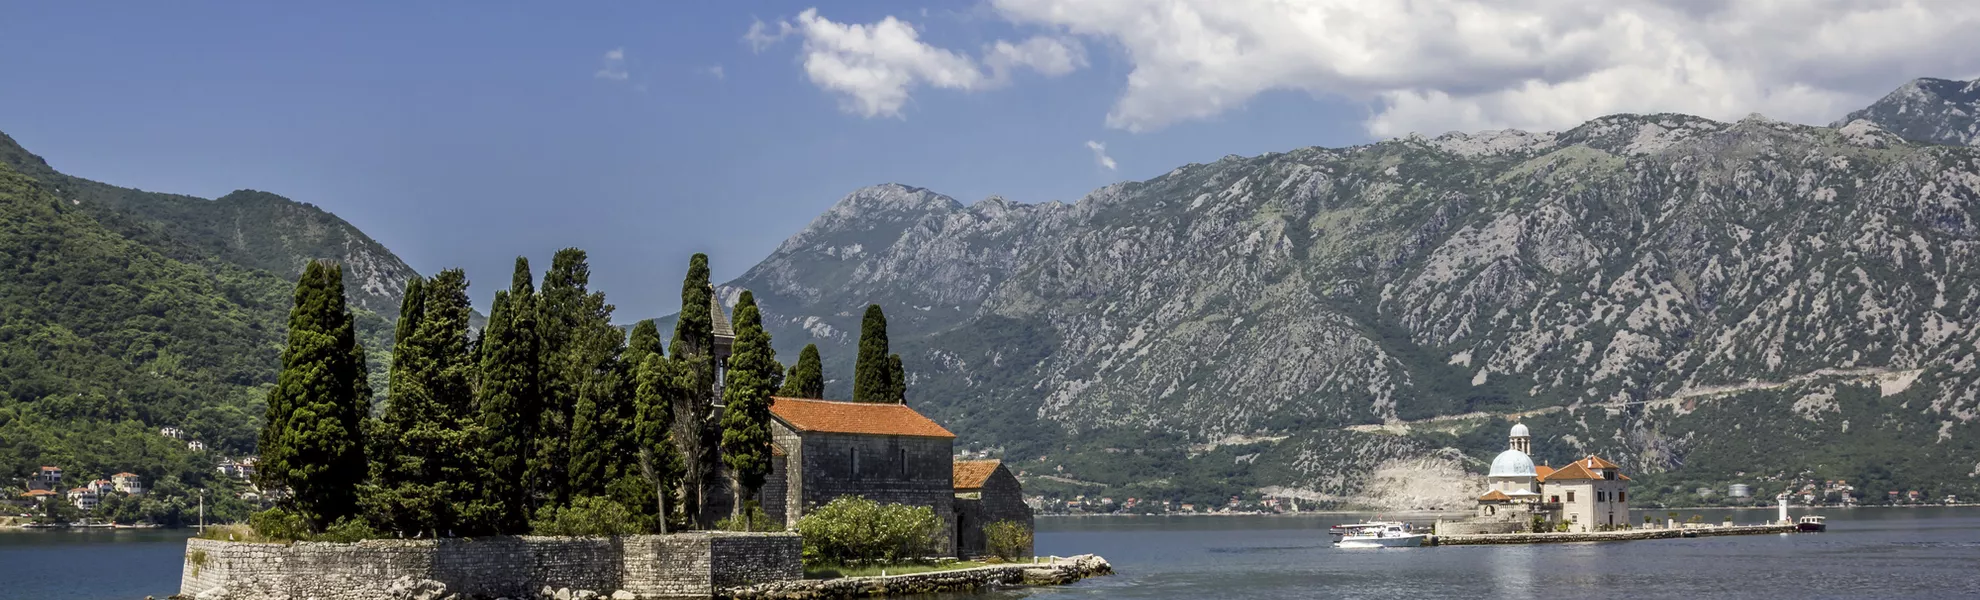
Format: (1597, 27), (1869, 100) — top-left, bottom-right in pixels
(3, 1), (1978, 320)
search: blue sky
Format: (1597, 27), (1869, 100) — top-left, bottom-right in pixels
(3, 2), (1974, 319)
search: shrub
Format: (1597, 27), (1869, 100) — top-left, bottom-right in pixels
(249, 508), (310, 541)
(531, 496), (641, 537)
(794, 496), (939, 565)
(314, 517), (384, 542)
(716, 501), (781, 532)
(983, 521), (1032, 561)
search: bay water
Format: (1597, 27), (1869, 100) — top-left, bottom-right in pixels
(4, 507), (1977, 599)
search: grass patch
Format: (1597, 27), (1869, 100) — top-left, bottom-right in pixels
(805, 560), (994, 579)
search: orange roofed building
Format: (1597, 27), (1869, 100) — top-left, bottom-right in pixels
(1465, 423), (1631, 533)
(763, 397), (980, 556)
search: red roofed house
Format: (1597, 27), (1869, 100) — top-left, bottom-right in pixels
(764, 397), (964, 556)
(952, 460), (1034, 558)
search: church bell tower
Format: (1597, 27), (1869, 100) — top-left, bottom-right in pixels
(1510, 422), (1531, 454)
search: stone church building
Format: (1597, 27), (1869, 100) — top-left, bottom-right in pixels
(1453, 423), (1631, 534)
(701, 292), (1032, 557)
(751, 396), (1033, 558)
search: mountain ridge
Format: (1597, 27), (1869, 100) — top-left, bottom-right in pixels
(715, 92), (1980, 508)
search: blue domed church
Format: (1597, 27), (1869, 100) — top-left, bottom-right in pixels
(1464, 423), (1632, 533)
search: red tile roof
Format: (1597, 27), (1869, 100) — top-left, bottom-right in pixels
(769, 397), (955, 439)
(114, 472), (138, 478)
(1538, 456), (1630, 481)
(1478, 490), (1512, 502)
(1535, 465), (1556, 479)
(22, 490), (56, 497)
(954, 460), (1003, 490)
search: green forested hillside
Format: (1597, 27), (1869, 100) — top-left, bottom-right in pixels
(0, 158), (392, 522)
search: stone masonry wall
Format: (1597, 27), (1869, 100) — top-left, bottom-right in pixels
(796, 432), (955, 556)
(181, 532), (800, 600)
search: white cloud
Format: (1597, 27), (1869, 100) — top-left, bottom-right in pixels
(704, 65), (726, 80)
(989, 0), (1980, 136)
(1085, 140), (1117, 170)
(595, 48), (629, 81)
(744, 18), (794, 53)
(762, 9), (1087, 119)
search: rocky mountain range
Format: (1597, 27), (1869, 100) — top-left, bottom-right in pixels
(726, 78), (1980, 508)
(1837, 77), (1980, 147)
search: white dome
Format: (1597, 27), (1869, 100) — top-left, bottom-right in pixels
(1489, 449), (1537, 478)
(1509, 422), (1530, 437)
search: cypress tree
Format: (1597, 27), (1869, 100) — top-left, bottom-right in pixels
(533, 249), (586, 508)
(887, 353), (907, 404)
(541, 248), (627, 502)
(257, 260), (371, 531)
(720, 291), (777, 526)
(629, 354), (684, 532)
(777, 344), (825, 399)
(853, 304), (893, 403)
(476, 258), (544, 533)
(668, 253), (716, 527)
(371, 270), (481, 536)
(626, 319), (665, 372)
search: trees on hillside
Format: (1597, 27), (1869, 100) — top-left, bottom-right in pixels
(256, 260), (370, 532)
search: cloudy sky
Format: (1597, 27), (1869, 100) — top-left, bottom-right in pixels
(3, 1), (1977, 318)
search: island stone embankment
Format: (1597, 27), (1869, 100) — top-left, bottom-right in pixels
(1432, 524), (1796, 545)
(719, 555), (1112, 599)
(178, 532), (800, 600)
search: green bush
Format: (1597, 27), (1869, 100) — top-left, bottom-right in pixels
(983, 521), (1032, 561)
(249, 508), (310, 541)
(313, 517), (384, 542)
(530, 496), (641, 537)
(716, 501), (781, 532)
(794, 496), (939, 565)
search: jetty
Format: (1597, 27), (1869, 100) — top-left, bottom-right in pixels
(1429, 523), (1797, 546)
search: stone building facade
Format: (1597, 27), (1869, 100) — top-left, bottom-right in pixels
(952, 460), (1034, 558)
(764, 397), (961, 556)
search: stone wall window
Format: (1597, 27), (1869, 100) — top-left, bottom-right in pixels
(898, 448), (908, 479)
(1618, 491), (1626, 502)
(1567, 491), (1575, 502)
(850, 448), (860, 479)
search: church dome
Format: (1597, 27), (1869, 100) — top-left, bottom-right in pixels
(1489, 449), (1537, 478)
(1510, 422), (1529, 437)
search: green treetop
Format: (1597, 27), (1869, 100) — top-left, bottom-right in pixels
(778, 344), (826, 399)
(256, 260), (371, 532)
(629, 354), (685, 532)
(853, 304), (895, 403)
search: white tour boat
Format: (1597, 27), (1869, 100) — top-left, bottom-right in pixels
(1333, 522), (1425, 548)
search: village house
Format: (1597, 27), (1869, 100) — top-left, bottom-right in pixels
(67, 486), (99, 511)
(33, 465), (63, 491)
(1461, 423), (1632, 533)
(160, 427), (184, 439)
(187, 440), (205, 452)
(112, 472), (146, 495)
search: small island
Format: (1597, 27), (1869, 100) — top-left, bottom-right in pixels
(171, 254), (1105, 600)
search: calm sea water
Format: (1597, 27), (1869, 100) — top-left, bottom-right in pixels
(4, 507), (1978, 599)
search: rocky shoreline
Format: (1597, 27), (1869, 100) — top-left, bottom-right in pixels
(719, 555), (1112, 600)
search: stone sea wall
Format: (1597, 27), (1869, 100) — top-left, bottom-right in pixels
(1434, 524), (1797, 545)
(719, 555), (1112, 600)
(180, 532), (800, 600)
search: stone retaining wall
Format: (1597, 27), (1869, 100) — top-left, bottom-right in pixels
(1434, 520), (1527, 535)
(719, 555), (1112, 600)
(180, 532), (800, 600)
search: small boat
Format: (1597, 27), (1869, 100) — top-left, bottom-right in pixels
(1328, 521), (1391, 537)
(1334, 522), (1425, 548)
(1796, 515), (1827, 532)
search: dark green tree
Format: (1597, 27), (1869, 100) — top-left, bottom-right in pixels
(256, 260), (371, 532)
(539, 249), (626, 501)
(370, 270), (483, 537)
(887, 353), (907, 403)
(777, 344), (825, 399)
(668, 254), (718, 526)
(853, 304), (894, 403)
(475, 258), (543, 533)
(626, 319), (665, 372)
(628, 354), (685, 532)
(720, 291), (777, 527)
